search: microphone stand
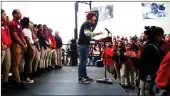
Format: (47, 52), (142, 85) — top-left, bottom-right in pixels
(96, 30), (113, 84)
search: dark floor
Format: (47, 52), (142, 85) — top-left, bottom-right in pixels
(2, 66), (136, 96)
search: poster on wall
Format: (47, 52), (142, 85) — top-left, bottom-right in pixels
(141, 2), (166, 19)
(91, 5), (113, 21)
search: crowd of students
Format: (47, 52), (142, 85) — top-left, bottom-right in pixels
(98, 28), (170, 95)
(1, 9), (63, 92)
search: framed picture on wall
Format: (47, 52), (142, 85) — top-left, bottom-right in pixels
(141, 2), (166, 19)
(91, 5), (113, 21)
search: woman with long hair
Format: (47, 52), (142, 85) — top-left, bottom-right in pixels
(113, 40), (126, 87)
(1, 9), (12, 92)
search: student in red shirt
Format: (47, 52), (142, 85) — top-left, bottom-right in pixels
(1, 9), (12, 91)
(101, 42), (116, 79)
(156, 51), (170, 89)
(155, 51), (170, 95)
(124, 43), (135, 86)
(48, 28), (60, 69)
(8, 9), (27, 89)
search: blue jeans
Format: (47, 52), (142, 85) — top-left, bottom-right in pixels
(78, 45), (90, 78)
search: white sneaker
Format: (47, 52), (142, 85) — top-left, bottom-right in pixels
(24, 78), (34, 84)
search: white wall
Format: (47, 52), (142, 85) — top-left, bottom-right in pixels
(91, 2), (170, 39)
(2, 2), (170, 43)
(2, 2), (75, 44)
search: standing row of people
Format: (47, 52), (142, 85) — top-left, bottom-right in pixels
(1, 9), (63, 92)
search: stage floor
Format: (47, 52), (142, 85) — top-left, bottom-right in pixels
(2, 66), (131, 96)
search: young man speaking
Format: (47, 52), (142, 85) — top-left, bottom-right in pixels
(77, 11), (103, 84)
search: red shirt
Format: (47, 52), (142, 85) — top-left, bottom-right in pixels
(49, 35), (56, 49)
(102, 46), (114, 65)
(8, 19), (26, 44)
(137, 49), (141, 58)
(160, 41), (170, 56)
(156, 51), (170, 89)
(125, 49), (135, 68)
(32, 31), (38, 41)
(1, 25), (12, 48)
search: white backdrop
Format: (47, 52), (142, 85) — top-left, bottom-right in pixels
(91, 2), (170, 38)
(2, 2), (75, 44)
(2, 2), (170, 43)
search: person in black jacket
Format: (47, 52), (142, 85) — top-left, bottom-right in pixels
(55, 31), (63, 68)
(36, 24), (49, 72)
(138, 26), (163, 96)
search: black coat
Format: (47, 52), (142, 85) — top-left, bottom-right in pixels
(113, 47), (126, 63)
(138, 42), (162, 80)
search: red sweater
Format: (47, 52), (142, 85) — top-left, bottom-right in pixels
(49, 35), (56, 49)
(156, 51), (170, 89)
(102, 46), (114, 65)
(1, 25), (12, 48)
(125, 49), (135, 68)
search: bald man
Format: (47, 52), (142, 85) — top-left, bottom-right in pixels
(55, 31), (63, 68)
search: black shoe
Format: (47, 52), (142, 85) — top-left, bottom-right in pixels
(2, 82), (15, 90)
(36, 71), (41, 77)
(20, 72), (25, 81)
(30, 72), (37, 78)
(85, 77), (94, 82)
(42, 68), (47, 73)
(49, 66), (54, 70)
(120, 84), (129, 88)
(78, 78), (90, 84)
(2, 88), (9, 94)
(55, 66), (60, 69)
(15, 82), (28, 90)
(2, 82), (9, 89)
(58, 66), (62, 69)
(128, 85), (135, 89)
(47, 68), (52, 71)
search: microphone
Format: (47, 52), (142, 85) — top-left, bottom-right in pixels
(105, 28), (112, 35)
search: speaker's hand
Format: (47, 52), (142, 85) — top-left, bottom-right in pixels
(97, 32), (103, 35)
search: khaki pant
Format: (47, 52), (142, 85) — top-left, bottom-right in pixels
(114, 62), (128, 85)
(50, 49), (58, 66)
(37, 51), (41, 68)
(140, 79), (145, 96)
(40, 47), (45, 68)
(32, 46), (39, 72)
(45, 48), (51, 68)
(11, 43), (23, 82)
(1, 48), (11, 82)
(56, 48), (62, 66)
(19, 57), (25, 73)
(120, 64), (127, 85)
(24, 45), (35, 74)
(114, 62), (121, 83)
(126, 67), (135, 85)
(107, 64), (117, 79)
